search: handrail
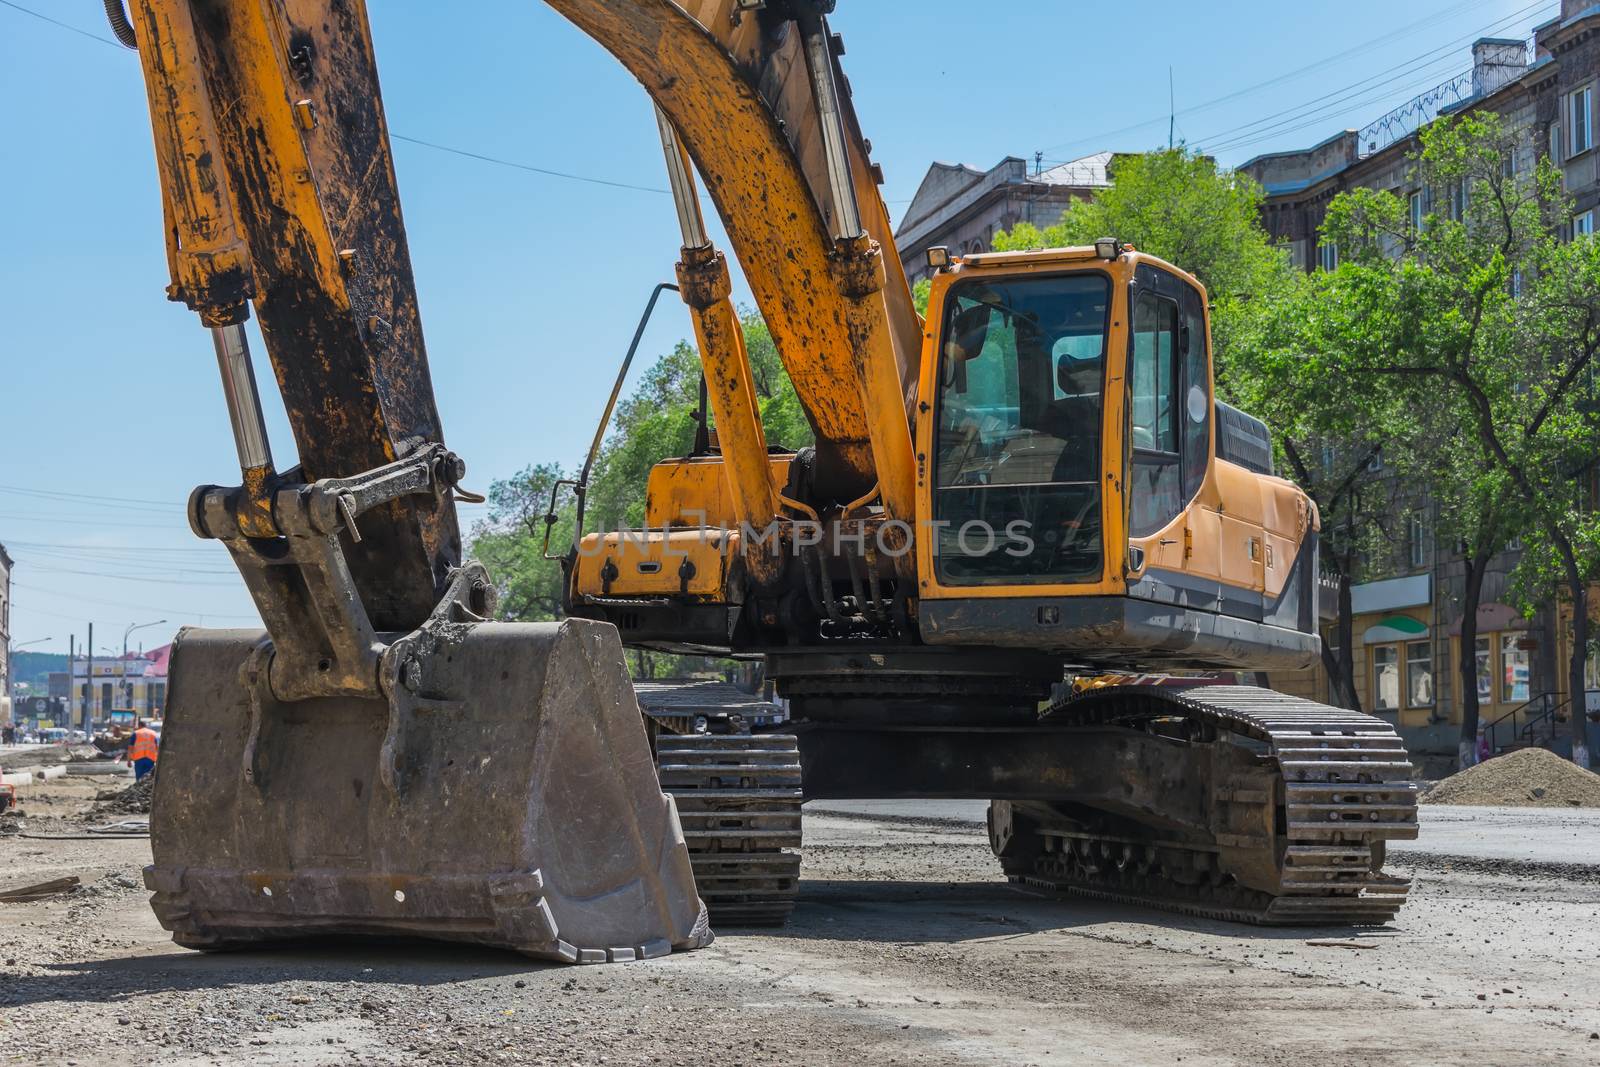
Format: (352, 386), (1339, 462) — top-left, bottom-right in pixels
(1483, 691), (1568, 755)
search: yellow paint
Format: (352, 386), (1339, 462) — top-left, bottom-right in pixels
(644, 455), (795, 531)
(572, 529), (738, 602)
(674, 243), (778, 540)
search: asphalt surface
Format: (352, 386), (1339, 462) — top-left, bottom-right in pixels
(1, 785), (1598, 1065)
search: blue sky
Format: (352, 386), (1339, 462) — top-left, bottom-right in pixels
(0, 0), (1554, 655)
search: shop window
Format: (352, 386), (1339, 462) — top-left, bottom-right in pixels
(1475, 636), (1493, 703)
(1406, 642), (1434, 708)
(1501, 633), (1530, 703)
(1372, 644), (1401, 712)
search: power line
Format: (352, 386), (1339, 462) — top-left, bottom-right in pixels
(1039, 0), (1504, 157)
(1200, 57), (1471, 155)
(1, 1), (916, 206)
(11, 580), (259, 622)
(2, 539), (220, 556)
(18, 564), (237, 586)
(0, 0), (124, 49)
(0, 511), (186, 530)
(392, 134), (676, 196)
(0, 486), (185, 515)
(1194, 1), (1553, 155)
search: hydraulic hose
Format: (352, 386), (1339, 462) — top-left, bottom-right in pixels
(103, 0), (137, 49)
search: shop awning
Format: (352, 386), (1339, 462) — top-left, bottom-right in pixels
(1363, 615), (1428, 644)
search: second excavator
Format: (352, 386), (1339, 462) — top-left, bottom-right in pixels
(543, 0), (1419, 927)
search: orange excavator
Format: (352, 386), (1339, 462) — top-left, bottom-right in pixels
(106, 0), (1415, 962)
(545, 0), (1419, 926)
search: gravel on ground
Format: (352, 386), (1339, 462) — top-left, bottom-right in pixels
(1422, 746), (1600, 807)
(2, 791), (1599, 1065)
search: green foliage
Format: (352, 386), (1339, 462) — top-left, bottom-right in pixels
(469, 308), (812, 631)
(1252, 111), (1600, 741)
(992, 148), (1296, 381)
(469, 462), (572, 623)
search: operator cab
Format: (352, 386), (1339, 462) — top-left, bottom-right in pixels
(917, 245), (1320, 671)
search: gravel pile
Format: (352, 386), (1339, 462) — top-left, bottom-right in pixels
(90, 773), (155, 816)
(1422, 746), (1600, 808)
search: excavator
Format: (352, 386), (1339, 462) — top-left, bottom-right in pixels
(109, 0), (709, 963)
(108, 0), (1415, 961)
(544, 0), (1420, 926)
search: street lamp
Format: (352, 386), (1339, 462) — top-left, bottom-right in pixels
(121, 620), (166, 711)
(5, 637), (50, 698)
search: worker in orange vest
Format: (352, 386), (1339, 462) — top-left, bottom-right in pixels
(127, 721), (160, 782)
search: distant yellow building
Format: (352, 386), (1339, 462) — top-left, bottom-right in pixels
(69, 646), (169, 725)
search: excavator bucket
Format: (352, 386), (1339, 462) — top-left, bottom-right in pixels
(144, 619), (711, 964)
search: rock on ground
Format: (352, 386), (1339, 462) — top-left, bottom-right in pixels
(1422, 746), (1600, 808)
(89, 773), (154, 817)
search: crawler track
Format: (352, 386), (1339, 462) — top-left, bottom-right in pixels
(1000, 686), (1418, 925)
(655, 733), (803, 926)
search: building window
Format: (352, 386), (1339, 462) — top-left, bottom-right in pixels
(1408, 514), (1427, 569)
(1503, 148), (1518, 178)
(1511, 269), (1524, 298)
(1409, 190), (1424, 233)
(1475, 636), (1493, 703)
(1448, 177), (1469, 221)
(1318, 241), (1338, 272)
(1406, 641), (1434, 708)
(1373, 644), (1401, 712)
(1570, 86), (1593, 156)
(1575, 210), (1595, 239)
(1500, 633), (1530, 703)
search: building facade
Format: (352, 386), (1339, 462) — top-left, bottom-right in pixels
(1239, 6), (1600, 764)
(69, 645), (170, 727)
(894, 153), (1114, 282)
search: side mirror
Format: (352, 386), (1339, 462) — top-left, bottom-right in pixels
(944, 304), (992, 363)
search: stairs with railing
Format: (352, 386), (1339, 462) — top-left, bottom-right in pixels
(1483, 692), (1568, 756)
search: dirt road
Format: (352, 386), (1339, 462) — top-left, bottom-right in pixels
(2, 788), (1598, 1066)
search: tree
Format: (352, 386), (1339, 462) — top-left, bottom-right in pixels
(993, 148), (1296, 379)
(1308, 113), (1600, 767)
(1230, 275), (1413, 712)
(468, 308), (812, 680)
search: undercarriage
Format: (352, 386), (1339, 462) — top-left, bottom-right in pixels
(646, 653), (1416, 929)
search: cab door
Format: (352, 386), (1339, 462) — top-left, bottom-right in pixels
(1126, 265), (1221, 611)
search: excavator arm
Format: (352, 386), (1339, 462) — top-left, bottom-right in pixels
(545, 0), (915, 515)
(129, 0), (456, 631)
(113, 0), (709, 963)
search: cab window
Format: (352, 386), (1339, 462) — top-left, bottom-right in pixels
(1129, 291), (1182, 536)
(1129, 267), (1212, 537)
(934, 272), (1110, 585)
